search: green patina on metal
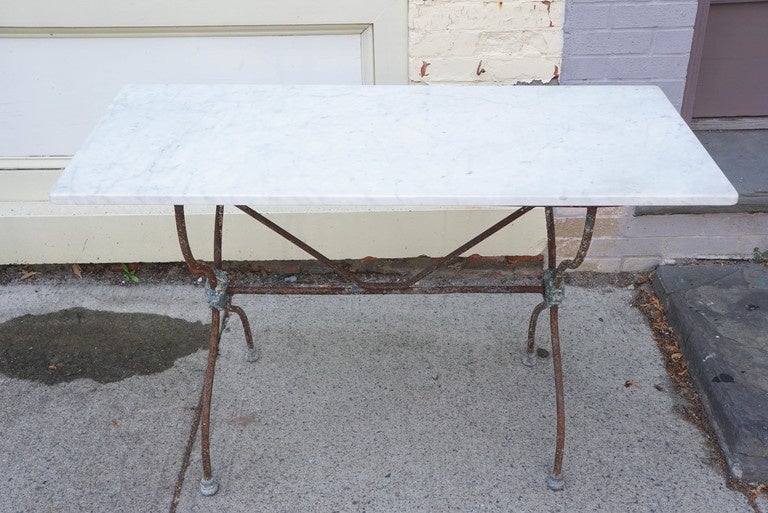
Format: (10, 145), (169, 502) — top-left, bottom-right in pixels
(543, 268), (564, 307)
(205, 269), (230, 311)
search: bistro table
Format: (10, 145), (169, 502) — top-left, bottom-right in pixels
(50, 84), (737, 496)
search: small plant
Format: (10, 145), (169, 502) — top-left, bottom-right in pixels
(121, 263), (139, 283)
(754, 248), (768, 264)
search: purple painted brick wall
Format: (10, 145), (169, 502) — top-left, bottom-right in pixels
(555, 0), (764, 272)
(561, 0), (698, 110)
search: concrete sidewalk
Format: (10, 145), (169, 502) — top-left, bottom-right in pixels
(0, 280), (758, 512)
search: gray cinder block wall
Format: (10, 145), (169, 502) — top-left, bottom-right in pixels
(558, 0), (767, 271)
(561, 0), (698, 109)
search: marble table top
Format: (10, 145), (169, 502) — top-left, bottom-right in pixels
(50, 84), (737, 207)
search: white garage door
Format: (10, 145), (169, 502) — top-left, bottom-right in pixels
(1, 32), (363, 158)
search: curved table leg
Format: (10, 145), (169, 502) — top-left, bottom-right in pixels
(227, 304), (260, 362)
(522, 301), (547, 367)
(199, 308), (222, 496)
(525, 207), (597, 491)
(546, 305), (566, 491)
(174, 203), (598, 495)
(175, 205), (237, 496)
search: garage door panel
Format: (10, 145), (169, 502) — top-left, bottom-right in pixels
(0, 33), (362, 157)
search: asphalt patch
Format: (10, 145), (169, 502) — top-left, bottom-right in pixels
(0, 308), (210, 384)
(652, 262), (768, 483)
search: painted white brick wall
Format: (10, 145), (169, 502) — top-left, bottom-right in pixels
(409, 0), (564, 84)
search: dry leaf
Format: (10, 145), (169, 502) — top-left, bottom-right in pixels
(111, 420), (118, 428)
(624, 380), (641, 388)
(72, 263), (83, 278)
(227, 415), (256, 427)
(47, 363), (57, 371)
(748, 483), (767, 500)
(20, 271), (40, 280)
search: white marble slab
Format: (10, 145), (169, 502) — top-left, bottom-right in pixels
(50, 84), (737, 207)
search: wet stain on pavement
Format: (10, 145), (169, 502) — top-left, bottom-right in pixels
(0, 308), (210, 384)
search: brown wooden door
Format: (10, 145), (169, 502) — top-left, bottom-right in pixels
(692, 0), (768, 118)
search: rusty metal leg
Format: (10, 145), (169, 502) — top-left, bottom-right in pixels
(174, 205), (217, 287)
(522, 301), (547, 367)
(212, 206), (260, 363)
(227, 304), (259, 362)
(199, 308), (222, 496)
(547, 305), (566, 491)
(523, 207), (558, 367)
(535, 207), (596, 491)
(174, 205), (224, 495)
(213, 205), (224, 268)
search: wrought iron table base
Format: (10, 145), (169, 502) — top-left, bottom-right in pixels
(173, 205), (598, 496)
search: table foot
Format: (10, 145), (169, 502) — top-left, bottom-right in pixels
(522, 301), (546, 367)
(226, 304), (259, 363)
(245, 347), (261, 362)
(521, 350), (537, 367)
(200, 476), (219, 496)
(547, 472), (564, 491)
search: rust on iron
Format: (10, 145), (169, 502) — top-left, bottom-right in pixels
(236, 205), (535, 292)
(213, 205), (224, 268)
(549, 304), (566, 488)
(174, 205), (218, 288)
(525, 301), (547, 355)
(522, 206), (599, 488)
(200, 307), (222, 482)
(172, 203), (600, 495)
(554, 206), (598, 285)
(227, 284), (542, 296)
(226, 304), (254, 353)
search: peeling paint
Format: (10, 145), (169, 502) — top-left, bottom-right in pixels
(542, 1), (554, 28)
(408, 0), (564, 84)
(420, 60), (431, 78)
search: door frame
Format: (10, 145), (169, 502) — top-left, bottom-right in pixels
(681, 0), (767, 123)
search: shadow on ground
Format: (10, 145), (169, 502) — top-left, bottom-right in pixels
(0, 307), (209, 384)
